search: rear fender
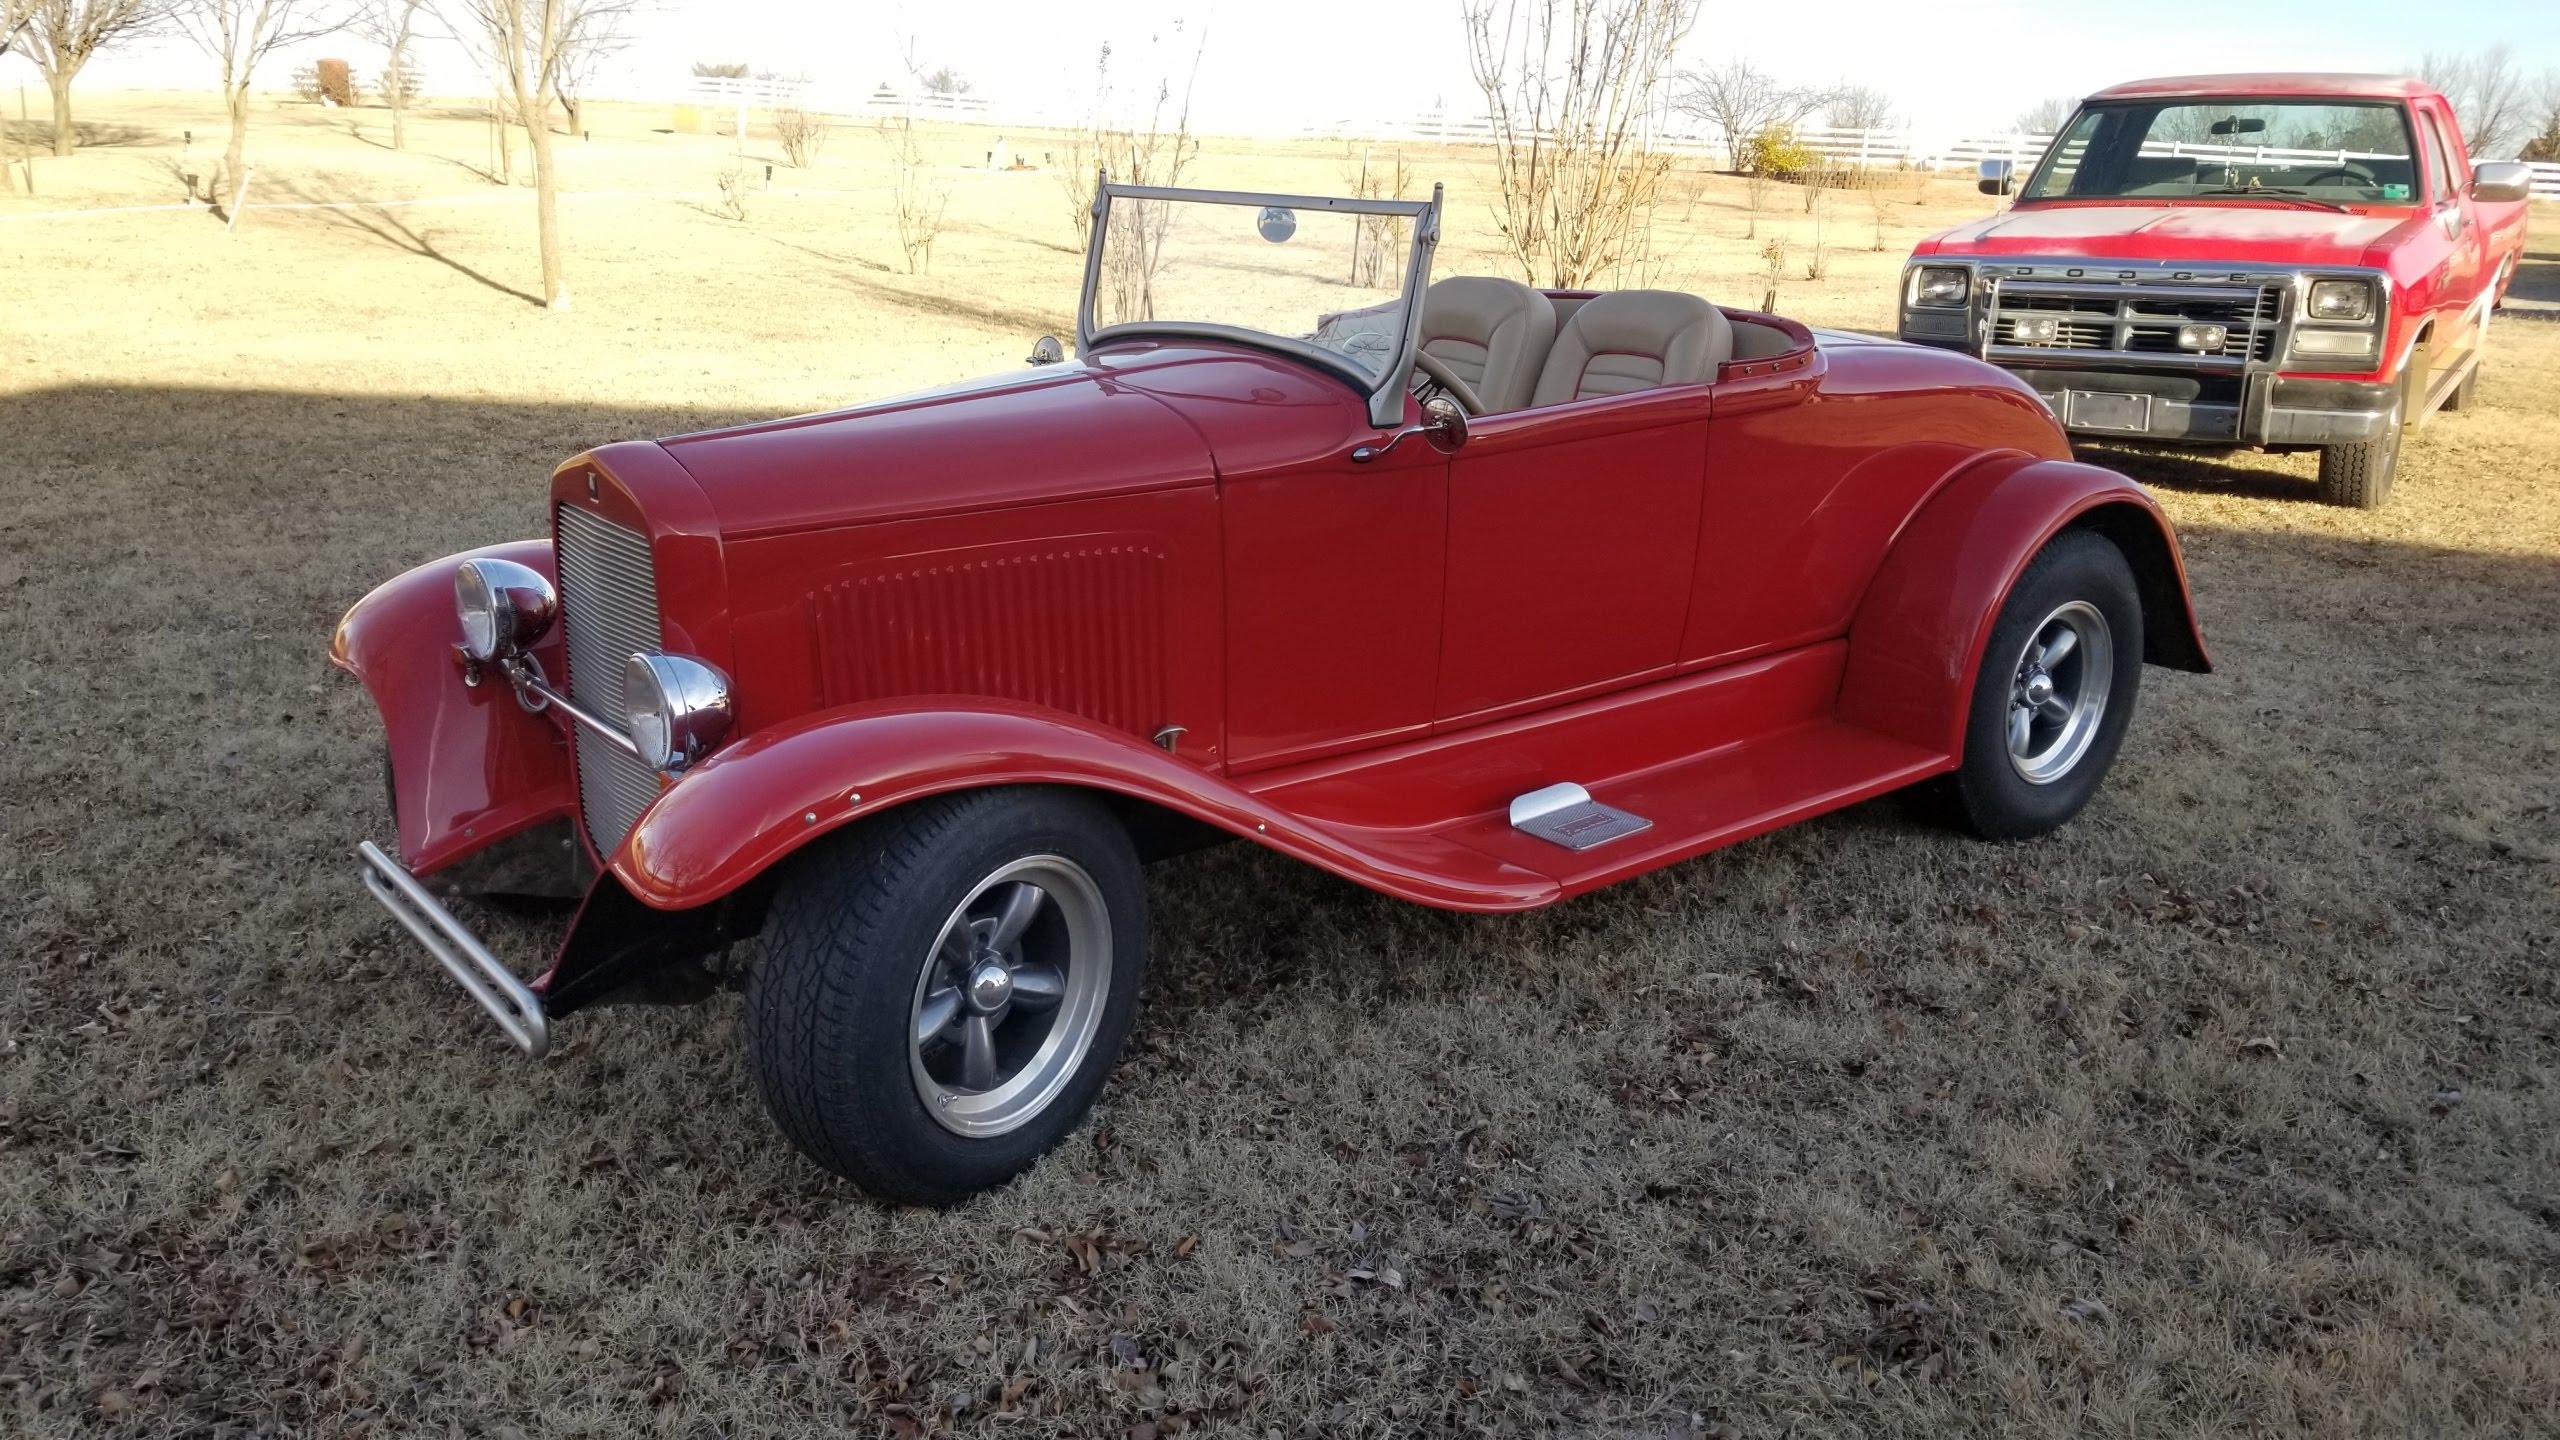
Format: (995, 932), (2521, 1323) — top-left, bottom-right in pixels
(331, 540), (575, 874)
(1837, 456), (2209, 758)
(608, 701), (1555, 913)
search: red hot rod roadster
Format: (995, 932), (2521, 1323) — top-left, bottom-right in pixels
(335, 179), (2210, 1203)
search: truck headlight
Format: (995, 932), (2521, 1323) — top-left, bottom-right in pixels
(1911, 266), (1971, 307)
(2306, 280), (2374, 322)
(454, 558), (556, 663)
(623, 652), (733, 771)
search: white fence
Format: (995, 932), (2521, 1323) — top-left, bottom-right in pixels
(676, 79), (2560, 196)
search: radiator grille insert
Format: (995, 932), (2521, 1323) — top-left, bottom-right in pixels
(553, 504), (664, 854)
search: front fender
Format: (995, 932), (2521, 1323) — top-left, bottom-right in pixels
(609, 701), (1558, 913)
(1837, 456), (2210, 758)
(331, 539), (575, 874)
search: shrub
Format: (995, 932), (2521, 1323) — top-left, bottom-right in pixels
(774, 105), (830, 167)
(715, 163), (752, 222)
(1740, 125), (1819, 181)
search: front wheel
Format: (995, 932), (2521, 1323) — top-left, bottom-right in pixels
(1933, 529), (2145, 842)
(746, 788), (1147, 1205)
(2315, 375), (2406, 509)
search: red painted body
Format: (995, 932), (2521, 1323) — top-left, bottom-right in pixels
(1913, 76), (2529, 388)
(335, 304), (2208, 925)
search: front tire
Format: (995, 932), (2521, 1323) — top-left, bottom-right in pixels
(2316, 375), (2406, 509)
(746, 788), (1147, 1205)
(1936, 529), (2145, 841)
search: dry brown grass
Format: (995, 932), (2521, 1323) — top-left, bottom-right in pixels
(3, 92), (2557, 1437)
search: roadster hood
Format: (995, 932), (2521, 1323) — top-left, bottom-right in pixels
(654, 361), (1219, 539)
(1916, 201), (2419, 269)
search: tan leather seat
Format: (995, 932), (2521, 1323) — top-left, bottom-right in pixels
(1417, 276), (1557, 414)
(1530, 289), (1733, 407)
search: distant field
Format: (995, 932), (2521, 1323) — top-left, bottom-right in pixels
(3, 91), (2557, 1437)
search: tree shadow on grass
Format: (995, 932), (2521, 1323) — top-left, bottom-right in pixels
(266, 176), (546, 307)
(1, 120), (165, 150)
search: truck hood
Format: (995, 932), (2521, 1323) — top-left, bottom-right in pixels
(652, 359), (1220, 540)
(1916, 202), (2419, 269)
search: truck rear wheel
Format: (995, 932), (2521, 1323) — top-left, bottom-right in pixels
(2315, 377), (2406, 509)
(746, 788), (1147, 1205)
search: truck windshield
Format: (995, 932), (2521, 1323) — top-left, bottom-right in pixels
(2022, 100), (2420, 206)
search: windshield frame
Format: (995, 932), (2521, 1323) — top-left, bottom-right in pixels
(2019, 97), (2422, 209)
(1074, 178), (1443, 428)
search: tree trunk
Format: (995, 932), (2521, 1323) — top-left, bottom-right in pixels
(525, 108), (569, 310)
(49, 70), (74, 159)
(222, 88), (251, 220)
(388, 60), (406, 151)
(563, 95), (582, 138)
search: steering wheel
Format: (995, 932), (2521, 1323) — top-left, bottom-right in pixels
(1410, 351), (1487, 417)
(2298, 162), (2378, 189)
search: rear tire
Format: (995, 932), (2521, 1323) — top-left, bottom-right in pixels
(1934, 529), (2145, 842)
(745, 788), (1147, 1205)
(2315, 375), (2405, 509)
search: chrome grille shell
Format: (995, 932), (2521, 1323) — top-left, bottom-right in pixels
(553, 504), (664, 855)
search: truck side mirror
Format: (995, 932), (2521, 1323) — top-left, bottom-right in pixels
(2470, 161), (2531, 204)
(1977, 159), (2017, 197)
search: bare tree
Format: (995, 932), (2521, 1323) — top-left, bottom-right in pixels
(1053, 42), (1110, 246)
(350, 0), (428, 149)
(2523, 70), (2560, 162)
(1464, 0), (1700, 290)
(1826, 83), (1892, 132)
(773, 103), (827, 166)
(13, 0), (167, 158)
(548, 0), (623, 137)
(441, 0), (635, 310)
(876, 119), (947, 272)
(1672, 58), (1830, 173)
(2417, 45), (2534, 158)
(1097, 31), (1205, 319)
(2014, 95), (2076, 136)
(172, 1), (343, 206)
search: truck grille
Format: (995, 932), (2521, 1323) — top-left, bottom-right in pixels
(554, 504), (664, 855)
(1987, 277), (2285, 365)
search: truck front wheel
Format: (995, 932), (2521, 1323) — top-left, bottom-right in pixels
(2315, 377), (2406, 509)
(746, 788), (1147, 1205)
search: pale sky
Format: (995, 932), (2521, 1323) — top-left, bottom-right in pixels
(18, 0), (2560, 140)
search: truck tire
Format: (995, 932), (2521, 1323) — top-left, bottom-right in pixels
(1931, 528), (2145, 842)
(746, 787), (1147, 1205)
(2315, 375), (2406, 509)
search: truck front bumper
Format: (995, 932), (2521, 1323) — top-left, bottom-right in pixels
(2000, 366), (2394, 447)
(358, 840), (553, 1057)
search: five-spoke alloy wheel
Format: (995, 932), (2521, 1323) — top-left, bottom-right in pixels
(747, 789), (1146, 1205)
(1935, 529), (2145, 841)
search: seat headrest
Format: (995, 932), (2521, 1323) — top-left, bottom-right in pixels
(1531, 289), (1732, 407)
(1418, 276), (1557, 414)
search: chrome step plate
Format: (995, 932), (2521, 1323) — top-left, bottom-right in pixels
(1509, 782), (1652, 852)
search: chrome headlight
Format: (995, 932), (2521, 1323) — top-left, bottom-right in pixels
(1910, 265), (1971, 307)
(2306, 279), (2374, 322)
(454, 558), (556, 663)
(623, 652), (733, 772)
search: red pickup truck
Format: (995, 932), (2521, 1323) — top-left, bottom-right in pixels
(1901, 74), (2532, 507)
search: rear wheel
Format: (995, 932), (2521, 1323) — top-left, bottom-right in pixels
(1934, 529), (2145, 842)
(2315, 374), (2406, 509)
(746, 788), (1146, 1205)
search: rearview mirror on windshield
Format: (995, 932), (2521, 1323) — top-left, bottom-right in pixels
(2209, 116), (2268, 136)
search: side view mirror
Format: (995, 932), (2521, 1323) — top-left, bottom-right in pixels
(1351, 394), (1467, 464)
(1977, 159), (2017, 197)
(2471, 161), (2532, 204)
(1025, 334), (1065, 366)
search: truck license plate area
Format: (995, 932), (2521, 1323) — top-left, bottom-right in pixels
(2065, 391), (2153, 433)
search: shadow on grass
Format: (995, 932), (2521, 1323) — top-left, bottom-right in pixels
(266, 176), (546, 306)
(1, 120), (166, 150)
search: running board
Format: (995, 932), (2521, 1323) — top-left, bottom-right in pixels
(1509, 783), (1652, 851)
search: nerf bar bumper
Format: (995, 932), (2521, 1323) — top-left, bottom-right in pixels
(357, 840), (551, 1057)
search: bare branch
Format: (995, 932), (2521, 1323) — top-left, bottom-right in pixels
(2416, 45), (2534, 159)
(1670, 58), (1833, 173)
